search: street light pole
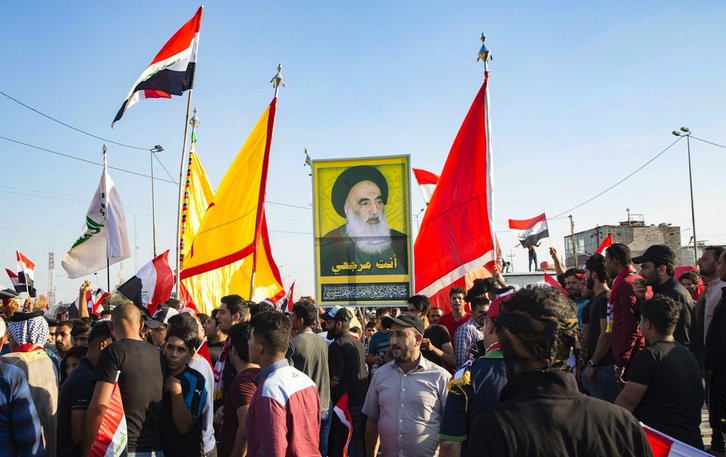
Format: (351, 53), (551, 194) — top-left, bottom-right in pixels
(150, 145), (164, 257)
(672, 127), (698, 266)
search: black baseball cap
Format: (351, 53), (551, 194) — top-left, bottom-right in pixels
(321, 306), (353, 323)
(145, 306), (179, 329)
(632, 244), (675, 266)
(382, 313), (425, 335)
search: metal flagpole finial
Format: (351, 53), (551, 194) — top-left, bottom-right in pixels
(102, 144), (107, 165)
(189, 107), (200, 129)
(304, 148), (313, 167)
(271, 62), (285, 91)
(477, 32), (492, 66)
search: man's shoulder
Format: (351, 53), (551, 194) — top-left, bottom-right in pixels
(260, 365), (316, 404)
(418, 356), (451, 377)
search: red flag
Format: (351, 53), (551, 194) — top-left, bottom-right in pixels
(595, 235), (613, 255)
(113, 7), (203, 126)
(178, 280), (199, 314)
(117, 250), (174, 315)
(642, 423), (708, 456)
(196, 340), (213, 369)
(333, 393), (353, 457)
(89, 288), (111, 317)
(412, 168), (439, 205)
(286, 281), (296, 312)
(415, 72), (496, 297)
(544, 272), (568, 297)
(89, 372), (127, 457)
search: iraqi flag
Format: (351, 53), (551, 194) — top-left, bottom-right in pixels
(5, 268), (21, 293)
(15, 251), (36, 297)
(333, 393), (353, 457)
(509, 213), (549, 248)
(112, 7), (203, 126)
(642, 423), (709, 456)
(90, 288), (111, 317)
(89, 371), (127, 457)
(117, 250), (174, 315)
(595, 234), (613, 255)
(412, 168), (439, 205)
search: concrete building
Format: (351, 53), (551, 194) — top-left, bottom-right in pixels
(564, 216), (687, 268)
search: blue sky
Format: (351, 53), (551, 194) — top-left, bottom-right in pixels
(3, 2), (726, 302)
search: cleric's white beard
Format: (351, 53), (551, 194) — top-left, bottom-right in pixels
(345, 207), (392, 255)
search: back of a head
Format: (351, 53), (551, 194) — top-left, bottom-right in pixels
(228, 322), (252, 362)
(496, 287), (579, 377)
(168, 312), (199, 335)
(250, 311), (291, 356)
(291, 301), (317, 327)
(640, 295), (681, 336)
(88, 321), (113, 346)
(606, 243), (631, 267)
(112, 301), (142, 329)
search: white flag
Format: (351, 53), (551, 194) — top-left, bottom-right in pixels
(62, 155), (131, 279)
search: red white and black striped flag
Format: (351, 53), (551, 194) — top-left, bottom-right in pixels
(112, 6), (203, 126)
(508, 213), (549, 248)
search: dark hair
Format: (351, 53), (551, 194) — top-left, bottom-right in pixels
(210, 309), (219, 320)
(406, 295), (431, 314)
(71, 321), (90, 337)
(376, 307), (391, 318)
(45, 317), (58, 327)
(562, 268), (585, 279)
(63, 344), (88, 361)
(291, 301), (317, 327)
(365, 321), (377, 330)
(585, 254), (608, 282)
(678, 271), (700, 284)
(88, 321), (113, 345)
(197, 313), (209, 326)
(251, 301), (275, 316)
(57, 320), (73, 331)
(449, 286), (466, 298)
(704, 246), (726, 262)
(165, 325), (199, 352)
(168, 312), (199, 336)
(221, 295), (250, 320)
(228, 323), (252, 362)
(640, 295), (681, 336)
(470, 295), (490, 309)
(606, 243), (631, 267)
(250, 311), (291, 355)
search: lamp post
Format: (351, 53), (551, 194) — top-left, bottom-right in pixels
(150, 145), (164, 257)
(671, 127), (697, 266)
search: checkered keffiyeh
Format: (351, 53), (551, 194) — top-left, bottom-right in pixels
(7, 315), (49, 346)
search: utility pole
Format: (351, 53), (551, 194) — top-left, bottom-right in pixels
(47, 251), (56, 306)
(569, 215), (577, 268)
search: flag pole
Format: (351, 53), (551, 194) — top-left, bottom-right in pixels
(103, 145), (112, 291)
(478, 33), (496, 269)
(248, 63), (284, 300)
(175, 90), (195, 297)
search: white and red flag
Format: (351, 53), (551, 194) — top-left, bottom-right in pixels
(414, 71), (497, 298)
(544, 272), (568, 297)
(15, 251), (36, 297)
(89, 288), (111, 317)
(595, 235), (613, 255)
(89, 371), (127, 457)
(412, 168), (439, 205)
(117, 250), (174, 315)
(333, 393), (353, 457)
(642, 423), (709, 456)
(509, 213), (549, 248)
(285, 281), (296, 312)
(112, 6), (203, 126)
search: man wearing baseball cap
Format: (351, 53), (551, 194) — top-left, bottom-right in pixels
(363, 312), (449, 457)
(145, 305), (180, 350)
(319, 165), (408, 277)
(632, 244), (693, 348)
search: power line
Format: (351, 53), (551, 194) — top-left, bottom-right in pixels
(0, 90), (150, 151)
(550, 137), (683, 219)
(0, 135), (177, 184)
(691, 135), (726, 150)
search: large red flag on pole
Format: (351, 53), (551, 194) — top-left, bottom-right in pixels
(415, 71), (496, 298)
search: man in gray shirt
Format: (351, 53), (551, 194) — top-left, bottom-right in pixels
(363, 313), (449, 456)
(288, 301), (331, 456)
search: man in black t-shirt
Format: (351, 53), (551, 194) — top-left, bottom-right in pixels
(323, 306), (368, 457)
(57, 321), (113, 457)
(83, 302), (166, 456)
(406, 295), (455, 368)
(581, 254), (621, 403)
(616, 295), (704, 450)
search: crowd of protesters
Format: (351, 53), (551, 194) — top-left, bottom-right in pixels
(0, 241), (725, 456)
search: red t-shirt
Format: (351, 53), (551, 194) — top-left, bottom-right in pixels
(218, 367), (260, 457)
(438, 312), (470, 353)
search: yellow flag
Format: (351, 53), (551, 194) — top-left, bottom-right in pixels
(180, 99), (283, 310)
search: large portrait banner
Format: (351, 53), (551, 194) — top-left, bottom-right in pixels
(313, 156), (413, 306)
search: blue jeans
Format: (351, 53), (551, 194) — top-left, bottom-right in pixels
(320, 409), (332, 456)
(128, 452), (164, 457)
(581, 365), (622, 403)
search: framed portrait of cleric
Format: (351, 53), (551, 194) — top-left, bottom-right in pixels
(312, 156), (413, 306)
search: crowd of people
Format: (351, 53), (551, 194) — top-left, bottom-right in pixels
(0, 241), (725, 456)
